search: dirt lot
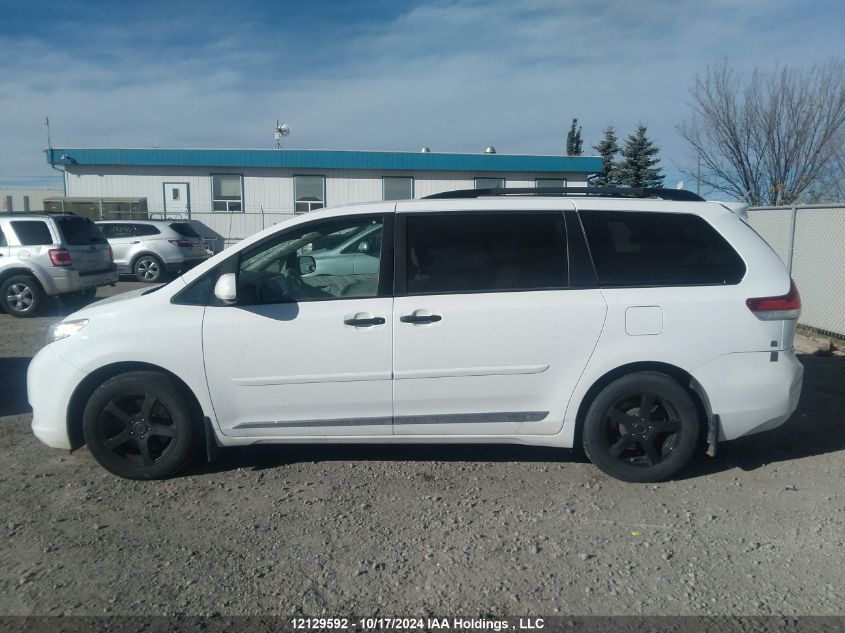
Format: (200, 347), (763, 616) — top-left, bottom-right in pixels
(0, 281), (843, 616)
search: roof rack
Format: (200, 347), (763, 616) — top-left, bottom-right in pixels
(422, 186), (705, 202)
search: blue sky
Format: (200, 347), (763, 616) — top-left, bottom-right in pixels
(2, 0), (844, 195)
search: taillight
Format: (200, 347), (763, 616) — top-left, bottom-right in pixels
(746, 279), (801, 320)
(48, 248), (72, 267)
(108, 245), (114, 261)
(168, 240), (194, 248)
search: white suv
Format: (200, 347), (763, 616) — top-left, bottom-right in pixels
(28, 188), (804, 482)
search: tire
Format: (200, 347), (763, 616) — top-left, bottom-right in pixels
(81, 287), (97, 299)
(582, 371), (700, 483)
(82, 371), (198, 479)
(0, 274), (45, 318)
(133, 255), (164, 283)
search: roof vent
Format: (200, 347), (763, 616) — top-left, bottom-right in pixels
(484, 146), (497, 154)
(420, 146), (431, 153)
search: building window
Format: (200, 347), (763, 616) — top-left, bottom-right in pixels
(172, 188), (180, 201)
(23, 195), (31, 212)
(536, 178), (567, 189)
(383, 177), (414, 200)
(294, 175), (325, 214)
(475, 177), (505, 190)
(211, 174), (243, 212)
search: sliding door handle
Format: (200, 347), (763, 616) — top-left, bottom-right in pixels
(344, 316), (385, 327)
(400, 314), (442, 324)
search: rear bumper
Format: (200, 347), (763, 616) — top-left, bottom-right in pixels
(28, 348), (86, 450)
(166, 256), (208, 273)
(40, 265), (119, 296)
(692, 350), (803, 441)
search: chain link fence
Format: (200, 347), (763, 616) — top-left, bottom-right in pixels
(747, 204), (845, 337)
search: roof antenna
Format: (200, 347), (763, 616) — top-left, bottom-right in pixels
(45, 115), (52, 150)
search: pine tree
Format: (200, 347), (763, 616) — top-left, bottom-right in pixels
(591, 125), (620, 187)
(566, 118), (583, 156)
(616, 124), (664, 188)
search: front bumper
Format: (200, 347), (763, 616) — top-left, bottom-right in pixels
(692, 350), (803, 441)
(40, 265), (119, 296)
(28, 348), (87, 450)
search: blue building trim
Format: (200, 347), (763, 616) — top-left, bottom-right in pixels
(45, 148), (601, 174)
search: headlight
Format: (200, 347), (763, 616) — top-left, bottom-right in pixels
(47, 319), (89, 344)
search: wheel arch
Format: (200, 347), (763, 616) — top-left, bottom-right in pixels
(66, 361), (205, 450)
(130, 251), (165, 269)
(572, 361), (712, 456)
(0, 267), (47, 290)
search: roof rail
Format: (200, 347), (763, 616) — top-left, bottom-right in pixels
(422, 186), (705, 202)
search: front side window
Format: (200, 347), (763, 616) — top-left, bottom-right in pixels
(212, 174), (243, 212)
(294, 176), (325, 214)
(237, 216), (384, 304)
(580, 211), (746, 286)
(475, 177), (505, 190)
(10, 221), (53, 246)
(405, 212), (567, 295)
(383, 177), (414, 200)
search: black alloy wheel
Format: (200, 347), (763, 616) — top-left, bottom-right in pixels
(583, 372), (700, 482)
(83, 371), (197, 479)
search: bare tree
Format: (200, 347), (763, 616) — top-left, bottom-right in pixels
(678, 60), (845, 205)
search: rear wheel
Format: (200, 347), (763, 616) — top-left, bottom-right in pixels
(0, 275), (45, 317)
(133, 255), (164, 283)
(582, 372), (700, 482)
(82, 371), (198, 479)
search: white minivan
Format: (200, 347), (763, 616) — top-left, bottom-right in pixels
(28, 188), (804, 482)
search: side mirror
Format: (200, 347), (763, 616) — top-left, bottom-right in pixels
(213, 272), (238, 304)
(357, 241), (370, 253)
(298, 255), (316, 274)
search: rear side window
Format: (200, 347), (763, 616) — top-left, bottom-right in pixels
(10, 221), (53, 246)
(405, 212), (567, 294)
(0, 227), (6, 247)
(169, 222), (200, 238)
(54, 216), (107, 245)
(133, 224), (161, 236)
(580, 211), (746, 286)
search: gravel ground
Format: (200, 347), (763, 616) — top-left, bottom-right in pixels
(0, 281), (843, 616)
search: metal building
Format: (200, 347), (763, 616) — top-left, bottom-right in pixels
(46, 147), (602, 246)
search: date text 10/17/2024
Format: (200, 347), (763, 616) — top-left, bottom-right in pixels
(291, 618), (546, 631)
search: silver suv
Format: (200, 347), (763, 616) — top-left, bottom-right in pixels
(0, 213), (118, 317)
(96, 220), (209, 283)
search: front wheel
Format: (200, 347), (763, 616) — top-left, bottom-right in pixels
(1, 275), (45, 317)
(133, 255), (164, 283)
(82, 371), (198, 479)
(582, 371), (700, 483)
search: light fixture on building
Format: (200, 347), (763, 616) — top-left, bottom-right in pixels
(420, 147), (431, 153)
(485, 146), (497, 154)
(274, 121), (291, 149)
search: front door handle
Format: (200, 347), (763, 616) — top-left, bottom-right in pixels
(344, 316), (385, 327)
(130, 240), (141, 244)
(400, 313), (442, 324)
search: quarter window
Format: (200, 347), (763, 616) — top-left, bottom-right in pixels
(237, 216), (384, 304)
(294, 176), (326, 214)
(475, 177), (505, 190)
(383, 177), (414, 201)
(405, 212), (567, 295)
(580, 211), (746, 286)
(10, 221), (53, 246)
(212, 174), (243, 212)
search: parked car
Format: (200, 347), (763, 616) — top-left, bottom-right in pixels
(95, 220), (209, 283)
(0, 212), (118, 317)
(29, 187), (803, 482)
